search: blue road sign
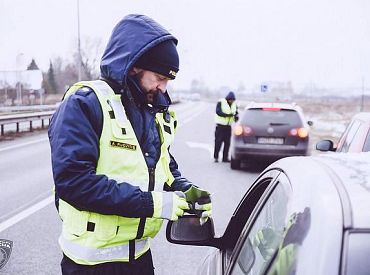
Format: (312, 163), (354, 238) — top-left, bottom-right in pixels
(261, 84), (268, 93)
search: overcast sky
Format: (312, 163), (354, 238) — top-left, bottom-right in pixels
(1, 0), (370, 91)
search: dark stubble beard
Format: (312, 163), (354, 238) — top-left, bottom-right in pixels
(136, 71), (160, 105)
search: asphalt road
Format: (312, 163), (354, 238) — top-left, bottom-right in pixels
(0, 101), (260, 275)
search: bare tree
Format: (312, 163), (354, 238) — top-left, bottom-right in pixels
(74, 37), (103, 80)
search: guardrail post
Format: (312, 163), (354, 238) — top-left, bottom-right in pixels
(1, 125), (3, 136)
(41, 119), (44, 129)
(30, 121), (33, 132)
(16, 122), (19, 133)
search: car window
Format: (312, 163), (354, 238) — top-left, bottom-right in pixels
(222, 170), (280, 253)
(337, 120), (361, 152)
(241, 109), (303, 126)
(346, 232), (370, 275)
(230, 174), (292, 275)
(362, 129), (370, 152)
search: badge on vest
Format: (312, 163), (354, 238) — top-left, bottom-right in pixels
(110, 141), (137, 151)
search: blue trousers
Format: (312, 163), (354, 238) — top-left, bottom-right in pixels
(214, 124), (231, 160)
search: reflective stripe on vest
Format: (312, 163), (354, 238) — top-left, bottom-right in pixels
(214, 98), (237, 125)
(59, 80), (176, 265)
(59, 235), (149, 264)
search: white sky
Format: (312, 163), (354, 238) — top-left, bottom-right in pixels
(0, 0), (370, 91)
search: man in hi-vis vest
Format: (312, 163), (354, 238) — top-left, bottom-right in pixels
(213, 91), (238, 162)
(48, 14), (212, 275)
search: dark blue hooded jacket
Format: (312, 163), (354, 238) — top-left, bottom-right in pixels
(48, 14), (191, 218)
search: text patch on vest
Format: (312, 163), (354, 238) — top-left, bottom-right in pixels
(110, 140), (137, 151)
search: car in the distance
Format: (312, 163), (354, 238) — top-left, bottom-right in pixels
(167, 152), (370, 275)
(230, 102), (312, 169)
(316, 112), (370, 153)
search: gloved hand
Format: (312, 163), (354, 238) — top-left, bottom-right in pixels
(184, 186), (212, 224)
(151, 191), (190, 221)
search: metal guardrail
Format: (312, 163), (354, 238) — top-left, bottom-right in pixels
(0, 104), (58, 113)
(0, 111), (55, 136)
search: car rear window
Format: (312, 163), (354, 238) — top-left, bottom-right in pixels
(241, 108), (303, 126)
(346, 232), (370, 275)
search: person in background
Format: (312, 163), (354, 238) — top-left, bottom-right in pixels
(48, 14), (212, 275)
(213, 91), (238, 162)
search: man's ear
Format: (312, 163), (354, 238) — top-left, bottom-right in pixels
(129, 67), (141, 76)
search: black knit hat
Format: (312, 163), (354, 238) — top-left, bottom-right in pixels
(135, 40), (179, 80)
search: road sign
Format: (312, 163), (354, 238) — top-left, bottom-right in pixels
(261, 84), (269, 93)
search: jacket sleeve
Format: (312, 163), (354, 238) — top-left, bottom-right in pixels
(48, 89), (153, 218)
(163, 150), (192, 192)
(216, 101), (232, 117)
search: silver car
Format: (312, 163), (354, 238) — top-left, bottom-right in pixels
(316, 112), (370, 153)
(167, 152), (370, 275)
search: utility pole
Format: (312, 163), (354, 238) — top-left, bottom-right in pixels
(16, 53), (24, 105)
(77, 0), (82, 81)
(361, 76), (365, 112)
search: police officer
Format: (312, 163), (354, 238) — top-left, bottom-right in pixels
(213, 91), (238, 162)
(48, 14), (212, 275)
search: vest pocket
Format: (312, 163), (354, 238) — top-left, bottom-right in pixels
(64, 206), (89, 237)
(95, 214), (119, 241)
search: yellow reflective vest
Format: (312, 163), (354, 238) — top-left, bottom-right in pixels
(214, 98), (237, 125)
(58, 80), (176, 265)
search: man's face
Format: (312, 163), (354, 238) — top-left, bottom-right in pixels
(227, 99), (235, 105)
(131, 68), (170, 104)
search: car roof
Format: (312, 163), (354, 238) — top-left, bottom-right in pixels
(271, 152), (370, 229)
(352, 112), (370, 123)
(245, 102), (302, 112)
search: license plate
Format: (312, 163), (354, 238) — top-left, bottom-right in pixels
(257, 137), (284, 144)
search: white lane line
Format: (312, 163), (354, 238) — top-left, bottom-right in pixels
(186, 141), (213, 157)
(0, 195), (54, 233)
(178, 103), (207, 127)
(0, 138), (48, 152)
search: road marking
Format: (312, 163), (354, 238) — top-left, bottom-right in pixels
(186, 141), (213, 157)
(0, 138), (48, 152)
(0, 195), (54, 233)
(178, 103), (207, 127)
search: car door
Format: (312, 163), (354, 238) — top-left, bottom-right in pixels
(216, 169), (281, 272)
(198, 169), (281, 275)
(225, 172), (293, 275)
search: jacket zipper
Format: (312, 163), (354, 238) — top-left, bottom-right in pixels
(148, 167), (155, 191)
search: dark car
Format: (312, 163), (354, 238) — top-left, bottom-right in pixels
(167, 152), (370, 275)
(316, 112), (370, 153)
(230, 102), (312, 169)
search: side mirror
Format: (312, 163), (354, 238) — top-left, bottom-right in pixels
(166, 215), (216, 246)
(307, 120), (313, 126)
(316, 140), (335, 152)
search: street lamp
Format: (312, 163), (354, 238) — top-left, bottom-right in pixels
(77, 0), (82, 81)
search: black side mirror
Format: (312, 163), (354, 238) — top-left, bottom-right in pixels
(166, 215), (217, 247)
(307, 120), (314, 126)
(316, 140), (335, 152)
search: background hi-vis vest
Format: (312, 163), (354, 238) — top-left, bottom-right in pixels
(214, 98), (237, 125)
(58, 80), (176, 265)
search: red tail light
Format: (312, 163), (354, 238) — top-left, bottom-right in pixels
(234, 125), (244, 136)
(289, 128), (308, 138)
(234, 125), (253, 136)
